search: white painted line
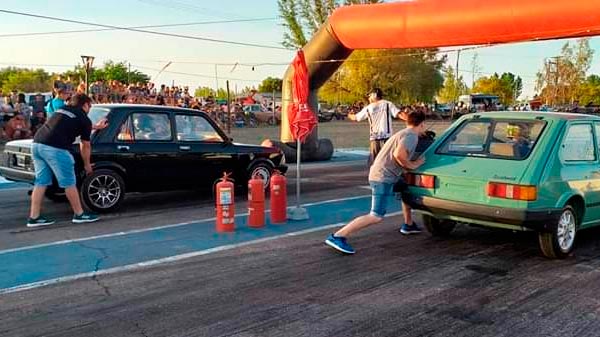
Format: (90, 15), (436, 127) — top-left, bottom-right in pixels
(0, 195), (370, 255)
(0, 211), (402, 295)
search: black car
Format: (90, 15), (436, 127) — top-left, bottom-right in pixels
(0, 104), (287, 212)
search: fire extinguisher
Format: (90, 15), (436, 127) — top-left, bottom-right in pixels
(216, 172), (235, 232)
(248, 174), (265, 228)
(270, 170), (287, 224)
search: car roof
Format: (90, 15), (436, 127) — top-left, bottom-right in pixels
(467, 111), (600, 121)
(93, 104), (206, 114)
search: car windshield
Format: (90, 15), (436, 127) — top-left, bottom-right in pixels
(436, 119), (546, 160)
(89, 107), (110, 125)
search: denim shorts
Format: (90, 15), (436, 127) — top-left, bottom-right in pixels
(369, 181), (395, 218)
(31, 143), (76, 188)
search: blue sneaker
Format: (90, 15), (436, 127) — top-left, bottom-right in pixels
(400, 222), (422, 235)
(325, 234), (355, 254)
(73, 212), (100, 224)
(26, 216), (55, 228)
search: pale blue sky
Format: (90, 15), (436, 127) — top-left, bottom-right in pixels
(0, 0), (598, 99)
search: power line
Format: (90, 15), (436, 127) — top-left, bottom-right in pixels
(133, 65), (263, 82)
(0, 17), (278, 38)
(0, 9), (291, 51)
(136, 0), (250, 20)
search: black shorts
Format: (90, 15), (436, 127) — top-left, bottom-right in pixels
(368, 138), (388, 166)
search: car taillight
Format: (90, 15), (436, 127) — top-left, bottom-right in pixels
(487, 182), (537, 201)
(406, 173), (436, 189)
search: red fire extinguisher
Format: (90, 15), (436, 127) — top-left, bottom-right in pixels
(248, 174), (265, 228)
(216, 172), (235, 232)
(270, 170), (287, 224)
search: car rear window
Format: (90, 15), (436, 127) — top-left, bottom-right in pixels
(436, 119), (546, 160)
(89, 107), (110, 125)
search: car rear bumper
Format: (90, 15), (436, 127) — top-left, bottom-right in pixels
(0, 166), (35, 184)
(403, 194), (562, 232)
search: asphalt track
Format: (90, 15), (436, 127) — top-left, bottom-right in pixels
(3, 154), (600, 337)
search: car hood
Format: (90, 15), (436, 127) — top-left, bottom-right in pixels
(5, 139), (33, 153)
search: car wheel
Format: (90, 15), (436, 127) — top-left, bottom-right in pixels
(422, 214), (456, 236)
(538, 205), (577, 259)
(267, 117), (276, 126)
(80, 169), (125, 213)
(248, 162), (273, 190)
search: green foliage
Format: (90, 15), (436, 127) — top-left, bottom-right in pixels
(576, 75), (600, 105)
(278, 0), (381, 49)
(0, 67), (52, 93)
(57, 61), (150, 86)
(258, 77), (283, 93)
(194, 86), (229, 100)
(472, 72), (522, 105)
(536, 38), (594, 105)
(437, 66), (469, 104)
(319, 49), (445, 104)
(195, 86), (215, 98)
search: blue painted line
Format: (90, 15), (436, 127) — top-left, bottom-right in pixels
(0, 196), (401, 291)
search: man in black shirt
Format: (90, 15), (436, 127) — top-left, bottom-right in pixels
(27, 94), (108, 227)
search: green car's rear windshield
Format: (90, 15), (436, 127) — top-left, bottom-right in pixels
(436, 119), (546, 160)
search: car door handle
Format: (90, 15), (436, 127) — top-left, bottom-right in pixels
(179, 146), (191, 151)
(117, 145), (129, 152)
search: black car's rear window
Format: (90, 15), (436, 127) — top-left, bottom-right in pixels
(88, 107), (110, 125)
(436, 119), (546, 160)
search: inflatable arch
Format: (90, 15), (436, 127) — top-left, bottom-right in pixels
(268, 0), (600, 162)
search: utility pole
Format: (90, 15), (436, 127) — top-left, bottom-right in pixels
(226, 80), (231, 135)
(450, 49), (461, 120)
(549, 56), (560, 106)
(214, 64), (219, 97)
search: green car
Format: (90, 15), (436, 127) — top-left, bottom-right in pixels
(404, 111), (600, 259)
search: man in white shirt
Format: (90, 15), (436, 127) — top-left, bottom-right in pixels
(355, 88), (401, 165)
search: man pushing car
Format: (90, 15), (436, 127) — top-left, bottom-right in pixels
(325, 110), (427, 254)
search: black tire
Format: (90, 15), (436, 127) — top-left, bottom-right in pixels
(80, 169), (125, 213)
(267, 117), (276, 126)
(44, 186), (67, 202)
(538, 205), (577, 259)
(422, 214), (456, 236)
(247, 161), (274, 191)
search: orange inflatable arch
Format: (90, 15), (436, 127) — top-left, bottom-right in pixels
(273, 0), (600, 162)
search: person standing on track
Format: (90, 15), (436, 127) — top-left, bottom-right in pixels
(354, 88), (401, 166)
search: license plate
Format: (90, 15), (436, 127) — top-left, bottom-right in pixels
(15, 154), (26, 168)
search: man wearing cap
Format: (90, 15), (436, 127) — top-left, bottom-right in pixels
(354, 88), (402, 166)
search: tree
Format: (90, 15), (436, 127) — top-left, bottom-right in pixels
(258, 77), (283, 93)
(576, 75), (600, 106)
(1, 68), (52, 93)
(437, 66), (468, 104)
(536, 38), (594, 105)
(58, 61), (150, 85)
(278, 0), (380, 49)
(195, 86), (215, 98)
(472, 72), (523, 105)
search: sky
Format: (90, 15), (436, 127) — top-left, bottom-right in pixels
(0, 0), (598, 100)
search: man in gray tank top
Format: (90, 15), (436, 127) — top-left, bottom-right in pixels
(325, 110), (427, 254)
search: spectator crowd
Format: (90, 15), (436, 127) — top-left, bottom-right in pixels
(0, 79), (240, 142)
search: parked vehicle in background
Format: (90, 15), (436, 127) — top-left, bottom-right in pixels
(404, 111), (600, 259)
(0, 104), (287, 212)
(458, 94), (500, 112)
(244, 104), (280, 125)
